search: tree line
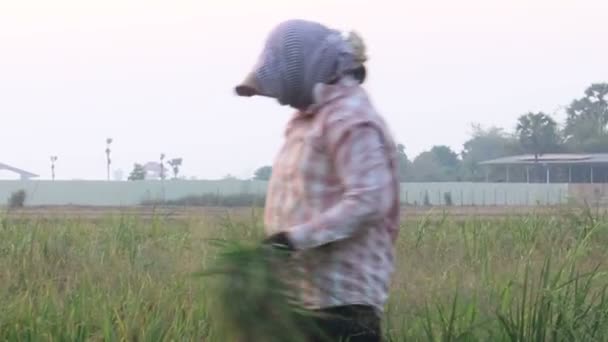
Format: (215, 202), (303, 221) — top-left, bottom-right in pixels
(254, 83), (608, 182)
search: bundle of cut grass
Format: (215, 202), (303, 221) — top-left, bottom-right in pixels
(200, 239), (321, 342)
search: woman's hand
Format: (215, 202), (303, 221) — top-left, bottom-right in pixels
(263, 232), (295, 252)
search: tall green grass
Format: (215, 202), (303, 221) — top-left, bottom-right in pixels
(200, 239), (321, 342)
(1, 208), (608, 340)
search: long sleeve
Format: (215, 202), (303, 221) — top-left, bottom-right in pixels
(287, 124), (395, 250)
(262, 79), (400, 311)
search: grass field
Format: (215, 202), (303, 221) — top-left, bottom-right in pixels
(1, 206), (608, 341)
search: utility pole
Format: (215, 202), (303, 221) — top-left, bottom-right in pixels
(50, 156), (58, 181)
(160, 153), (166, 201)
(105, 138), (113, 181)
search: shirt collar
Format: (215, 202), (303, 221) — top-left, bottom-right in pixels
(301, 76), (360, 116)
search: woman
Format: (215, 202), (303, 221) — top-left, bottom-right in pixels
(235, 19), (400, 342)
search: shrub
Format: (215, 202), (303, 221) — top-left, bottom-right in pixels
(141, 193), (266, 207)
(423, 191), (431, 206)
(444, 192), (453, 206)
(7, 190), (26, 208)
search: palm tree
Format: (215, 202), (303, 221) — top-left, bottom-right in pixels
(160, 153), (166, 180)
(105, 138), (113, 181)
(50, 156), (58, 181)
(168, 158), (183, 179)
(516, 112), (560, 162)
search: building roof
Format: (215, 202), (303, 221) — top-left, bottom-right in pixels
(0, 162), (39, 178)
(481, 153), (608, 166)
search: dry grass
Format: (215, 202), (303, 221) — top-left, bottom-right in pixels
(1, 207), (608, 340)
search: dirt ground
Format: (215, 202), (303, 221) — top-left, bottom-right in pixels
(0, 204), (586, 221)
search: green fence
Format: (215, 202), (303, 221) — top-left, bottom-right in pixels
(0, 180), (268, 206)
(400, 182), (569, 206)
(0, 180), (569, 207)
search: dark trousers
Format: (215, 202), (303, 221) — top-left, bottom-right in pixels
(305, 305), (381, 342)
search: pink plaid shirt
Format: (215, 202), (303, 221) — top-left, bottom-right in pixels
(264, 77), (400, 312)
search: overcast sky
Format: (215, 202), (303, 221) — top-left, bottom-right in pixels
(1, 0), (606, 180)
